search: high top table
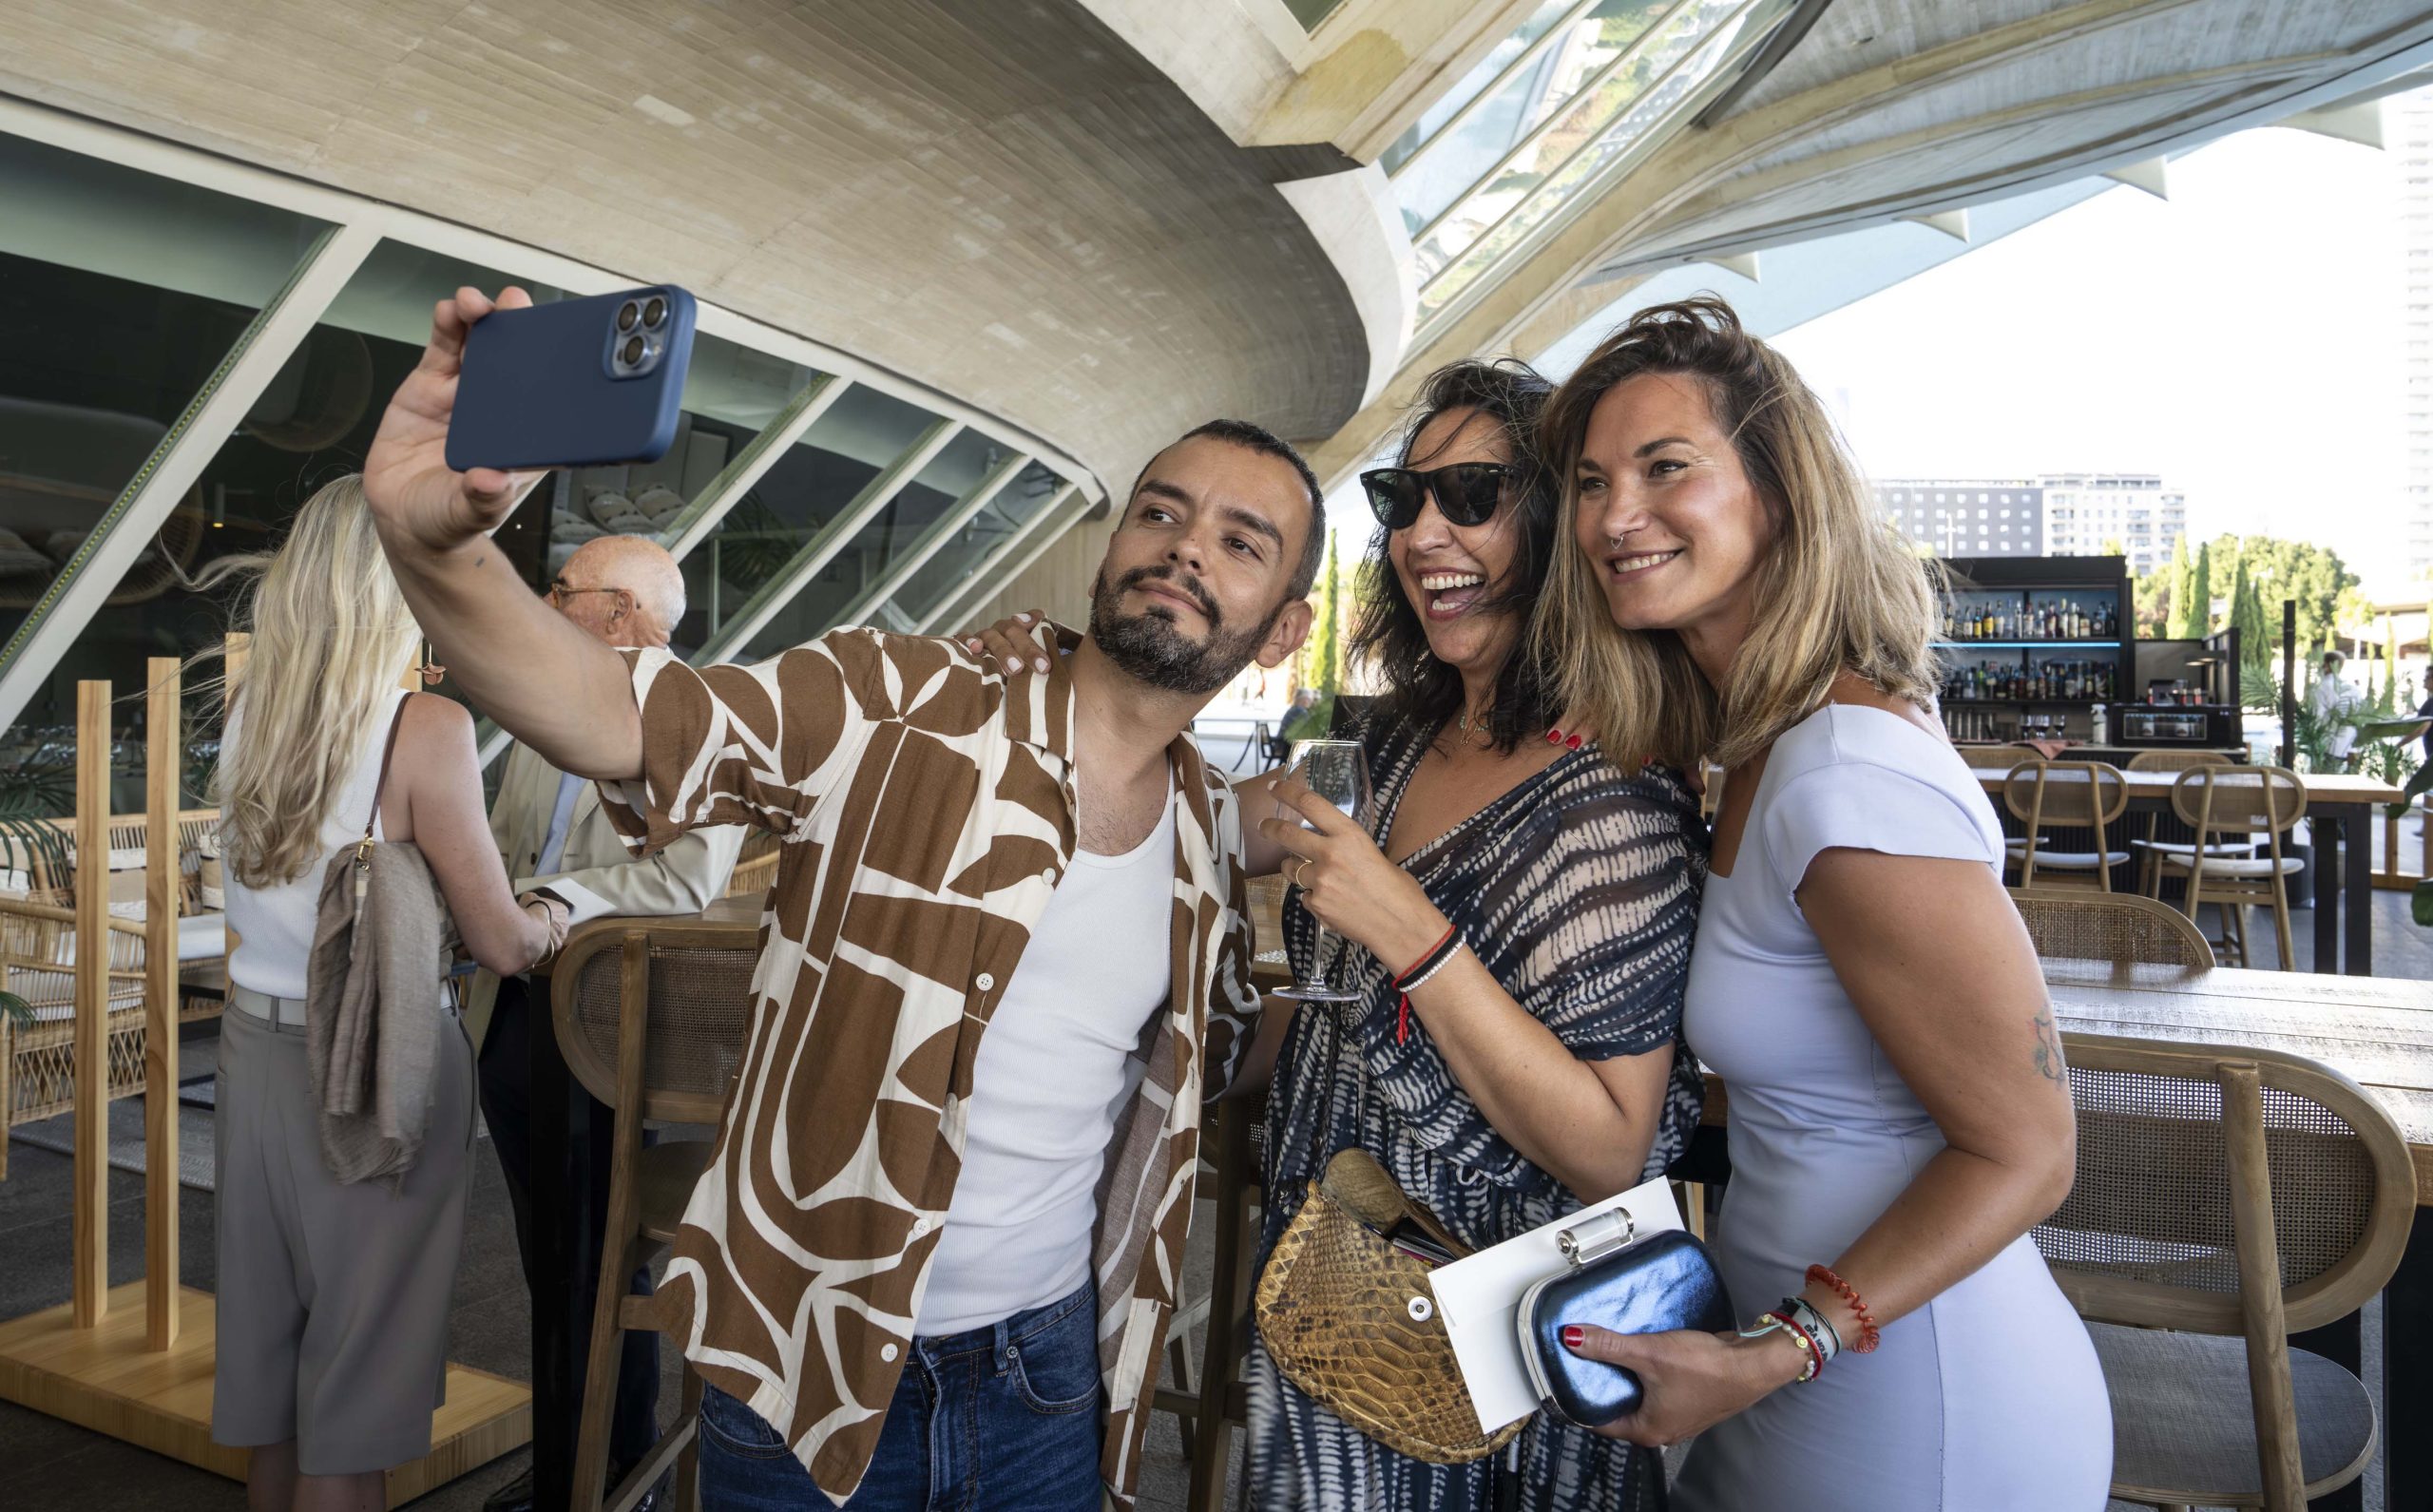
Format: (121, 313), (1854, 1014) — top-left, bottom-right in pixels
(1972, 766), (2401, 975)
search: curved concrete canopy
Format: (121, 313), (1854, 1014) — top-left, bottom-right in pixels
(0, 0), (1385, 493)
(1307, 0), (2433, 482)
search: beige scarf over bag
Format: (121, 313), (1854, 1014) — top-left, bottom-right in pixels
(303, 702), (456, 1188)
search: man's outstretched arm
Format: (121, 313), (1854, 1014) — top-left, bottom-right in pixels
(361, 286), (643, 781)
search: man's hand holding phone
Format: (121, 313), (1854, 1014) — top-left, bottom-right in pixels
(361, 285), (548, 555)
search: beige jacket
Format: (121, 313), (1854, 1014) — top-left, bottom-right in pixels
(462, 737), (746, 1049)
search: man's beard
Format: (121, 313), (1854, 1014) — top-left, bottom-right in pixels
(1089, 565), (1281, 696)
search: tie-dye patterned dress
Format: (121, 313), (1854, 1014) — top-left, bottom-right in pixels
(1246, 720), (1706, 1512)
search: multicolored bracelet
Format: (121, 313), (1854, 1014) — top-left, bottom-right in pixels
(1739, 1311), (1821, 1384)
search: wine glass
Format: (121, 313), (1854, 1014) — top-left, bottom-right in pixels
(1274, 737), (1372, 1004)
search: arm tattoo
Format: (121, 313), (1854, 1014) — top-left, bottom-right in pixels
(2030, 1011), (2065, 1083)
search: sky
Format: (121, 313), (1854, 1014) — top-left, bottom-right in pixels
(1771, 120), (2409, 581)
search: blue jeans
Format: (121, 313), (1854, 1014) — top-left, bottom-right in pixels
(697, 1280), (1102, 1511)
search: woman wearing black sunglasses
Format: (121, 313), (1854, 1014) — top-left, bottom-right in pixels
(971, 360), (1703, 1511)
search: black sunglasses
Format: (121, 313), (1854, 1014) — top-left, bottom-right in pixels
(1360, 462), (1514, 530)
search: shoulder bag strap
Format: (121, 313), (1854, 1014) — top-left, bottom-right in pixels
(360, 695), (413, 847)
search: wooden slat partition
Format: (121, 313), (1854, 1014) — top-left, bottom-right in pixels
(144, 658), (180, 1349)
(71, 681), (108, 1328)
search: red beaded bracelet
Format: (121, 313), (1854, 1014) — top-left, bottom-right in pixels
(1806, 1264), (1881, 1353)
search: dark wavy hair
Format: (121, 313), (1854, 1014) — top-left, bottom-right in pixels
(1347, 358), (1562, 754)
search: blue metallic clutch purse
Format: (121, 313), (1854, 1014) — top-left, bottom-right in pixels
(1515, 1207), (1735, 1427)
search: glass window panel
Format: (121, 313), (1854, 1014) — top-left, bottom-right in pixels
(1378, 0), (1580, 177)
(680, 384), (937, 656)
(1393, 0), (1681, 236)
(0, 130), (329, 683)
(1416, 0), (1783, 330)
(740, 428), (1015, 658)
(1281, 0), (1349, 31)
(25, 242), (577, 743)
(891, 462), (1070, 629)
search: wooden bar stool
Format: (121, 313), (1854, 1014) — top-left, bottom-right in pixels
(2151, 766), (2306, 970)
(552, 917), (764, 1512)
(2002, 760), (2130, 891)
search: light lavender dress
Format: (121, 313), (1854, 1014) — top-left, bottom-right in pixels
(1673, 705), (2112, 1512)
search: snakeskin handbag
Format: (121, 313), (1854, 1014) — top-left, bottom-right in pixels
(1254, 1146), (1523, 1464)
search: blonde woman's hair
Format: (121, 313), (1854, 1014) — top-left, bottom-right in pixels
(207, 475), (423, 888)
(1535, 297), (1941, 771)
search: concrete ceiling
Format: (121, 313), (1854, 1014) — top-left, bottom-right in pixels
(0, 0), (1389, 495)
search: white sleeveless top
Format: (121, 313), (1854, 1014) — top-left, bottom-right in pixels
(222, 687), (412, 1001)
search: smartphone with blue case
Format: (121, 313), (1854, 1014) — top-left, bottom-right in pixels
(445, 286), (697, 472)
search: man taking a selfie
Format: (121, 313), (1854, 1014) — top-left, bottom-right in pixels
(360, 286), (1318, 1510)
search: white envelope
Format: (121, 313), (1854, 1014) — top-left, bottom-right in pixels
(1426, 1175), (1687, 1435)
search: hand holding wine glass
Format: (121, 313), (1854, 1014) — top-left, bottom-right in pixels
(1261, 740), (1446, 1004)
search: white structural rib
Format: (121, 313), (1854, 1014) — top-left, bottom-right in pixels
(831, 450), (1039, 629)
(660, 373), (855, 564)
(700, 417), (963, 663)
(1388, 0), (1605, 183)
(1409, 0), (1714, 251)
(0, 220), (382, 735)
(917, 485), (1090, 634)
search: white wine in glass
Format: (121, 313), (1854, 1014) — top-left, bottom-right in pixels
(1274, 737), (1371, 1005)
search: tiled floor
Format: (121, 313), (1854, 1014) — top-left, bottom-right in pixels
(4, 881), (2423, 1509)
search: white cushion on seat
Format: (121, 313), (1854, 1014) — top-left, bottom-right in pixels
(2155, 852), (2303, 878)
(2135, 839), (2260, 858)
(2090, 1323), (2374, 1503)
(2005, 843), (2129, 869)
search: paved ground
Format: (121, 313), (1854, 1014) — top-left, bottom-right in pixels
(5, 879), (2422, 1509)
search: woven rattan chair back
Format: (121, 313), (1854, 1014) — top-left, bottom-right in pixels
(2037, 1035), (2414, 1337)
(2127, 750), (2235, 774)
(2008, 888), (2214, 968)
(1957, 744), (2032, 770)
(552, 917), (761, 1124)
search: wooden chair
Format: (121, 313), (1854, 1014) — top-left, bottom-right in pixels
(2002, 760), (2130, 891)
(2124, 753), (2249, 895)
(2038, 1035), (2415, 1510)
(1958, 743), (2036, 770)
(2007, 887), (2214, 969)
(0, 894), (151, 1181)
(2152, 767), (2306, 970)
(553, 916), (763, 1512)
(1153, 873), (1282, 1512)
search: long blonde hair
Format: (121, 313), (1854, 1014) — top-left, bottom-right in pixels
(1535, 297), (1941, 771)
(210, 475), (422, 887)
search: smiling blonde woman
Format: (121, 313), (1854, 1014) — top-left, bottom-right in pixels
(1532, 298), (2111, 1512)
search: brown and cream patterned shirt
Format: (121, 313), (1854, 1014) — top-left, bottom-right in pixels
(597, 626), (1259, 1507)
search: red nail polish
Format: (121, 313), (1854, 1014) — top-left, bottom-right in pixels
(1566, 735), (1583, 751)
(1561, 1325), (1584, 1349)
(1545, 727), (1562, 744)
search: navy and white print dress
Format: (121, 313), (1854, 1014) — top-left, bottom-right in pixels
(1245, 718), (1707, 1512)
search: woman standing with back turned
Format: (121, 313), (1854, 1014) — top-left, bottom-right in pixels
(210, 475), (563, 1512)
(1537, 299), (2111, 1509)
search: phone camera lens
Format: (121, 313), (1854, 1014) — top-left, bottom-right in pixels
(642, 297), (667, 328)
(621, 335), (645, 366)
(617, 300), (640, 333)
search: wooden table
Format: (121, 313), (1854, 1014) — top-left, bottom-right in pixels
(1973, 767), (2402, 975)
